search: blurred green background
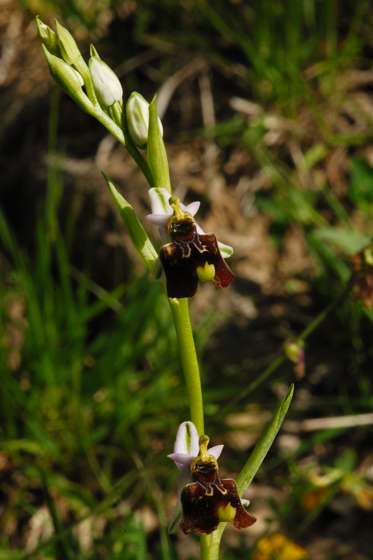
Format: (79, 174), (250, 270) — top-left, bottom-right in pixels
(1, 0), (373, 558)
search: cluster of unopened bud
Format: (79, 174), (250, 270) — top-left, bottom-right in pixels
(37, 17), (94, 115)
(36, 17), (163, 150)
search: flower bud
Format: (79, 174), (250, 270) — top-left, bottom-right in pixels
(126, 92), (163, 149)
(36, 17), (59, 56)
(55, 19), (81, 65)
(42, 45), (94, 115)
(89, 56), (123, 107)
(284, 339), (305, 379)
(54, 20), (89, 78)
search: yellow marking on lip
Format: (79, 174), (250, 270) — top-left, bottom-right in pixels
(218, 503), (236, 522)
(197, 262), (215, 282)
(164, 245), (173, 255)
(215, 485), (228, 495)
(195, 245), (209, 254)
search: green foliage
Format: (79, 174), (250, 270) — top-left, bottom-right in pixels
(0, 170), (193, 557)
(349, 157), (373, 211)
(312, 228), (370, 257)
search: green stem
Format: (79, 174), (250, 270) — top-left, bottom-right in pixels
(169, 297), (204, 436)
(200, 532), (223, 560)
(122, 114), (155, 189)
(94, 106), (155, 188)
(200, 534), (215, 560)
(169, 297), (216, 559)
(148, 97), (172, 193)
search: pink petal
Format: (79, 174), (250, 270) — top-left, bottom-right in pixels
(183, 201), (200, 216)
(167, 452), (194, 470)
(209, 445), (224, 460)
(146, 213), (170, 227)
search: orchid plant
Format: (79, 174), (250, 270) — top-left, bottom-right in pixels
(36, 17), (294, 559)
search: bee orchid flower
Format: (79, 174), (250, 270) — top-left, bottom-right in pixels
(146, 188), (234, 298)
(168, 421), (256, 535)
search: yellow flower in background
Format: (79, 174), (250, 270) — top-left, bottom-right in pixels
(252, 533), (309, 560)
(300, 485), (331, 511)
(354, 487), (373, 510)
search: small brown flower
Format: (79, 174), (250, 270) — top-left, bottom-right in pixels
(159, 197), (234, 298)
(179, 437), (256, 535)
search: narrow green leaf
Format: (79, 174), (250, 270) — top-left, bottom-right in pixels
(40, 468), (72, 560)
(236, 384), (294, 496)
(298, 143), (328, 172)
(1, 439), (45, 455)
(313, 227), (371, 256)
(147, 97), (171, 193)
(103, 173), (158, 274)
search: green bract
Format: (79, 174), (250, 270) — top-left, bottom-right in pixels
(102, 174), (158, 274)
(147, 97), (171, 193)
